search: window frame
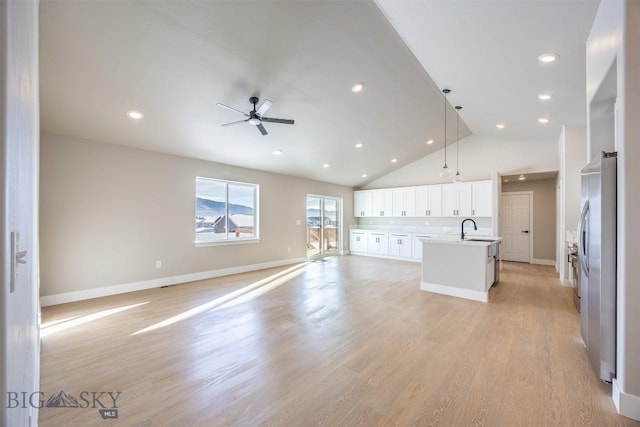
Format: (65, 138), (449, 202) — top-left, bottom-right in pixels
(195, 176), (260, 247)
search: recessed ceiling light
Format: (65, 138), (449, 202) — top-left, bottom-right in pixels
(391, 158), (398, 163)
(426, 139), (434, 145)
(538, 53), (559, 63)
(518, 175), (526, 181)
(355, 143), (363, 148)
(496, 124), (505, 129)
(361, 173), (367, 178)
(127, 109), (144, 120)
(273, 149), (283, 156)
(351, 82), (364, 93)
(537, 93), (554, 101)
(322, 163), (330, 168)
(538, 117), (550, 124)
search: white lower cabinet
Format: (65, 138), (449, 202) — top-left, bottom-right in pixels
(350, 229), (426, 262)
(412, 234), (432, 260)
(389, 233), (412, 258)
(367, 232), (389, 256)
(349, 230), (368, 253)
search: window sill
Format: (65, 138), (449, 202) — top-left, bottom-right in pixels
(195, 238), (260, 248)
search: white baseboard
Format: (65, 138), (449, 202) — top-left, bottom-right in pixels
(531, 258), (556, 266)
(40, 257), (308, 307)
(613, 379), (640, 421)
(561, 279), (573, 288)
(351, 252), (420, 263)
(420, 281), (488, 303)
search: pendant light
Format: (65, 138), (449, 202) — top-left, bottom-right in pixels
(453, 105), (463, 183)
(439, 89), (453, 178)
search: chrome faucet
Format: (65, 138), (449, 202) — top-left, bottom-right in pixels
(461, 218), (477, 240)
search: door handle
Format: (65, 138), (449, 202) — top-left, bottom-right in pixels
(10, 231), (27, 293)
(522, 230), (529, 233)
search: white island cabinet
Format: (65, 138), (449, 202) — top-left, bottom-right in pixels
(420, 238), (501, 302)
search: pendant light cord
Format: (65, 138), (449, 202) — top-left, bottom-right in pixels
(456, 108), (460, 172)
(443, 89), (450, 167)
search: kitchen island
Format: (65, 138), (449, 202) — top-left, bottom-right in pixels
(420, 237), (501, 302)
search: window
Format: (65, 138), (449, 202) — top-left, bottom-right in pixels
(195, 177), (259, 244)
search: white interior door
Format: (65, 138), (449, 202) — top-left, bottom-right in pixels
(1, 2), (41, 425)
(500, 192), (531, 262)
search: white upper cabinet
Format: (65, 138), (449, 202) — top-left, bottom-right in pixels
(415, 185), (442, 217)
(354, 180), (491, 218)
(442, 182), (472, 217)
(371, 189), (393, 217)
(392, 187), (416, 217)
(471, 180), (493, 217)
(354, 190), (373, 217)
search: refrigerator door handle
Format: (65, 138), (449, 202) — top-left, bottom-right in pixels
(578, 200), (589, 276)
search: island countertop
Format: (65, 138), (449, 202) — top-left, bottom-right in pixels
(419, 236), (503, 246)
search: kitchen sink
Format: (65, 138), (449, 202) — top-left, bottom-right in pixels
(465, 238), (496, 242)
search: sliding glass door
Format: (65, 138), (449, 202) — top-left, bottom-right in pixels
(306, 195), (341, 258)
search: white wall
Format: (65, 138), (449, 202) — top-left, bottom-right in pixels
(557, 125), (587, 281)
(40, 133), (355, 303)
(0, 0), (40, 425)
(362, 133), (559, 189)
(587, 0), (640, 419)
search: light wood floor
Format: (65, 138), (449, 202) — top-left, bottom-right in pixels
(39, 257), (640, 426)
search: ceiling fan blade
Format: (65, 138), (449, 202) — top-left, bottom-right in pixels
(217, 103), (249, 117)
(256, 123), (268, 135)
(256, 99), (273, 116)
(261, 117), (295, 125)
(221, 119), (249, 127)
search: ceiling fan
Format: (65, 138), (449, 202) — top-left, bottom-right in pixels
(217, 96), (295, 136)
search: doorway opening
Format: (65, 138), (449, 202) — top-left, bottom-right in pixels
(306, 195), (341, 259)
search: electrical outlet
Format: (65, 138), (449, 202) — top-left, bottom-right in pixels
(155, 260), (162, 269)
(287, 247), (291, 253)
(296, 219), (301, 225)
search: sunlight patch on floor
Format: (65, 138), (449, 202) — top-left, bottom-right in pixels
(41, 302), (149, 338)
(131, 262), (309, 335)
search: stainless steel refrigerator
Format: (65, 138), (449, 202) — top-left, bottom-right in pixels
(578, 151), (617, 382)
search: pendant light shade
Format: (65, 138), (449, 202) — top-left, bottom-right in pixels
(439, 89), (453, 178)
(453, 105), (463, 183)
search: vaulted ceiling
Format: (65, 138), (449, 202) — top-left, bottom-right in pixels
(39, 0), (599, 187)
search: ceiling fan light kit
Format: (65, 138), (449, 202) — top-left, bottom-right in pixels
(217, 96), (295, 136)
